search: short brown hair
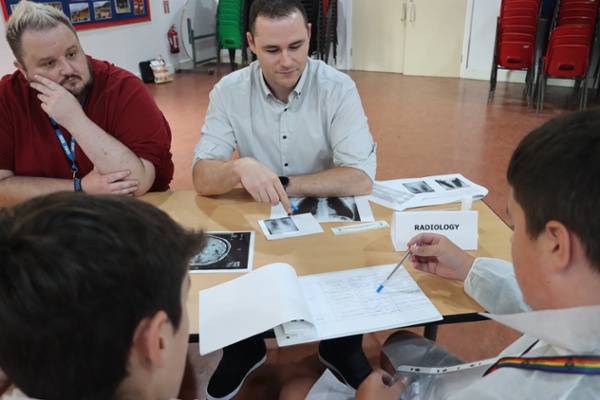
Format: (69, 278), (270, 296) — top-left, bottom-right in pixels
(248, 0), (308, 36)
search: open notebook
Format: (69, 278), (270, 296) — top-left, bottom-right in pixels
(199, 263), (442, 355)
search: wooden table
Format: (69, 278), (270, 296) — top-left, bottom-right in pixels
(141, 190), (512, 341)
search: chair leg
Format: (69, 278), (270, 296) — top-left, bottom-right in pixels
(488, 62), (498, 105)
(488, 19), (500, 105)
(487, 17), (500, 104)
(228, 48), (236, 71)
(536, 69), (547, 118)
(533, 57), (542, 107)
(541, 76), (547, 111)
(592, 54), (600, 97)
(525, 66), (533, 108)
(581, 76), (589, 110)
(536, 79), (541, 117)
(535, 61), (544, 117)
(584, 80), (589, 109)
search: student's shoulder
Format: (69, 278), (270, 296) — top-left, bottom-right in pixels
(0, 70), (27, 93)
(0, 71), (31, 109)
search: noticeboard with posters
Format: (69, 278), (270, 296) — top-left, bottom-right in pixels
(1, 0), (150, 30)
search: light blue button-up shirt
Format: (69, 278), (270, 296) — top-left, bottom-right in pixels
(193, 58), (376, 180)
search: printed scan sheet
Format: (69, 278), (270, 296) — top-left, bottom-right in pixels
(270, 196), (374, 222)
(189, 231), (255, 273)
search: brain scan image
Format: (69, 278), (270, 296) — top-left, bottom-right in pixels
(190, 235), (231, 266)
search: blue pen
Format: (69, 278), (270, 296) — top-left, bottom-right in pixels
(287, 204), (298, 216)
(376, 250), (412, 293)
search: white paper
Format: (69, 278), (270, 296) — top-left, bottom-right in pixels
(199, 263), (442, 354)
(369, 173), (488, 211)
(270, 196), (374, 222)
(258, 213), (324, 240)
(199, 263), (314, 355)
(275, 264), (443, 346)
(391, 210), (479, 251)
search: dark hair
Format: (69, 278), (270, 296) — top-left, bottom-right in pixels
(507, 109), (600, 271)
(248, 0), (308, 36)
(0, 192), (205, 400)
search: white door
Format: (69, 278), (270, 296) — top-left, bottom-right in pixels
(351, 0), (407, 73)
(403, 0), (468, 77)
(351, 0), (467, 77)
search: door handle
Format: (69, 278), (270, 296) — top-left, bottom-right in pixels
(409, 2), (415, 22)
(401, 3), (406, 21)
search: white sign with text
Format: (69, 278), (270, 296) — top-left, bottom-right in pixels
(391, 210), (479, 251)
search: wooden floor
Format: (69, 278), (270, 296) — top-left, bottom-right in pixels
(149, 65), (579, 400)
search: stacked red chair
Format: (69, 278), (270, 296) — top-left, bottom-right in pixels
(488, 0), (542, 107)
(536, 0), (598, 116)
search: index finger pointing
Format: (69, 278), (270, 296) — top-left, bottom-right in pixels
(276, 186), (292, 213)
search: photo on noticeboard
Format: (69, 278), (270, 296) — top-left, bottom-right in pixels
(1, 0), (150, 29)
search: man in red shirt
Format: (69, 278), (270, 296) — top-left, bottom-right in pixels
(0, 0), (174, 207)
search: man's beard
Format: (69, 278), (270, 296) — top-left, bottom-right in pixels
(61, 59), (94, 100)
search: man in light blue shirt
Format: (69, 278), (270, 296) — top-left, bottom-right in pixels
(192, 1), (376, 214)
(192, 1), (376, 399)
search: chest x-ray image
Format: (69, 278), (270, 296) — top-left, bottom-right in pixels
(270, 196), (375, 222)
(292, 196), (359, 222)
(264, 216), (299, 235)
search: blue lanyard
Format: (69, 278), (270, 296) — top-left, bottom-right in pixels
(49, 97), (85, 179)
(50, 118), (78, 179)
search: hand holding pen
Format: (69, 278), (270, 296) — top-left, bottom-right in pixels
(376, 249), (412, 293)
(408, 233), (475, 282)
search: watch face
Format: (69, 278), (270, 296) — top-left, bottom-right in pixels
(279, 176), (289, 188)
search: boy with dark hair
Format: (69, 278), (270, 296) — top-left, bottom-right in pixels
(286, 109), (600, 399)
(0, 193), (206, 400)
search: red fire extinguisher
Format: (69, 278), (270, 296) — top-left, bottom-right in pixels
(168, 25), (180, 54)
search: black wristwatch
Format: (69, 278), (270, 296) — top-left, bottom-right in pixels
(279, 176), (290, 190)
